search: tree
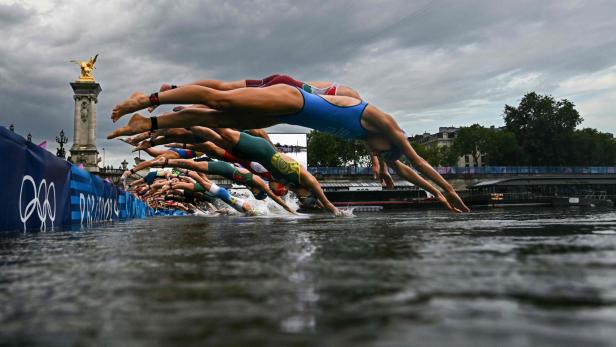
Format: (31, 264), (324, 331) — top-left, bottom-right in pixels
(307, 131), (370, 167)
(307, 131), (341, 166)
(504, 92), (583, 165)
(485, 130), (526, 165)
(408, 141), (457, 166)
(568, 128), (616, 166)
(451, 124), (492, 164)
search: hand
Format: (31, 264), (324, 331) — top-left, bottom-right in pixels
(445, 190), (471, 212)
(372, 167), (379, 181)
(436, 193), (462, 213)
(379, 170), (395, 189)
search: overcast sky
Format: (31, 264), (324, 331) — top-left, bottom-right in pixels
(1, 0), (615, 167)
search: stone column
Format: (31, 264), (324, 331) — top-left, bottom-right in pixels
(69, 82), (102, 173)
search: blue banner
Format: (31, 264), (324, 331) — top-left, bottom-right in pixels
(69, 165), (120, 226)
(0, 127), (158, 233)
(0, 127), (71, 232)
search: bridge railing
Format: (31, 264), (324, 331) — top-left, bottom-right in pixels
(308, 166), (616, 176)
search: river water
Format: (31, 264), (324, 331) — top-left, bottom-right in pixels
(2, 207), (616, 346)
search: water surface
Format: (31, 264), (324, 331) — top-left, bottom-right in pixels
(2, 208), (616, 346)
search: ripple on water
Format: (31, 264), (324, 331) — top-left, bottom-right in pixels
(2, 208), (616, 346)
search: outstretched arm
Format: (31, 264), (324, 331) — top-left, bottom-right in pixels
(389, 161), (461, 213)
(380, 124), (470, 212)
(398, 142), (469, 212)
(369, 148), (380, 180)
(300, 171), (341, 216)
(252, 176), (296, 214)
(377, 158), (395, 189)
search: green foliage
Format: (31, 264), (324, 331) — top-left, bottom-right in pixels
(410, 141), (457, 166)
(484, 130), (526, 165)
(451, 124), (492, 163)
(451, 125), (526, 165)
(568, 128), (616, 165)
(308, 92), (616, 168)
(504, 92), (583, 165)
(307, 131), (369, 167)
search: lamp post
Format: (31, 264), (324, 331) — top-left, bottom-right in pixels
(56, 129), (69, 159)
(121, 159), (128, 171)
(102, 147), (106, 167)
(9, 124), (14, 132)
(27, 133), (32, 142)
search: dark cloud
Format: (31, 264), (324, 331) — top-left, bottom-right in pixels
(1, 0), (615, 167)
(0, 2), (33, 28)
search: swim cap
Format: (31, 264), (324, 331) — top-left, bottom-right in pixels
(270, 181), (288, 196)
(252, 187), (268, 200)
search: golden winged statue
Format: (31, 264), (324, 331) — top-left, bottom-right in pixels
(70, 54), (99, 82)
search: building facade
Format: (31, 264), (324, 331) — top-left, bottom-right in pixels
(412, 127), (487, 167)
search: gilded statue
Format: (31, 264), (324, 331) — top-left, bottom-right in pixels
(70, 54), (98, 82)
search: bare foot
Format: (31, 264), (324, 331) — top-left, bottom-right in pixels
(118, 138), (135, 146)
(130, 131), (153, 144)
(119, 132), (148, 146)
(107, 113), (151, 139)
(132, 138), (156, 152)
(111, 92), (149, 123)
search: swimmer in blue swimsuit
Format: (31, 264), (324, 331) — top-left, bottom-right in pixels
(109, 83), (470, 213)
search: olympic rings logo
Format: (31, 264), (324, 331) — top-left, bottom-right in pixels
(19, 175), (56, 232)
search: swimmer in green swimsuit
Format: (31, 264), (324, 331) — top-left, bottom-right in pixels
(182, 127), (341, 216)
(128, 125), (336, 214)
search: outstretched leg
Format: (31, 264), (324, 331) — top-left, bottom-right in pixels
(108, 107), (282, 139)
(111, 84), (302, 122)
(363, 107), (470, 212)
